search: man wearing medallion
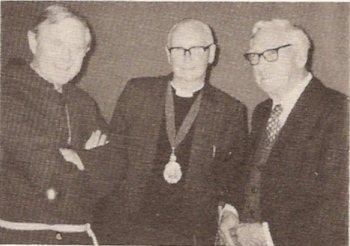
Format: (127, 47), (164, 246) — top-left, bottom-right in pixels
(1, 5), (125, 244)
(95, 19), (248, 245)
(219, 19), (348, 246)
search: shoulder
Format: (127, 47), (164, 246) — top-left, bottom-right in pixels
(2, 63), (29, 92)
(1, 64), (36, 106)
(206, 84), (246, 111)
(128, 75), (170, 84)
(66, 85), (97, 106)
(119, 74), (170, 101)
(311, 77), (348, 113)
(321, 85), (348, 109)
(125, 75), (170, 91)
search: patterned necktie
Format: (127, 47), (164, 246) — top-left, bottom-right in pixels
(266, 104), (283, 147)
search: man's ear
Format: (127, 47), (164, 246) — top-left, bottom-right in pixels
(28, 30), (38, 55)
(165, 46), (172, 65)
(295, 47), (308, 69)
(208, 44), (216, 64)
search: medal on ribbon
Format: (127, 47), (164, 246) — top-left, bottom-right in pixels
(163, 82), (203, 184)
(163, 147), (182, 184)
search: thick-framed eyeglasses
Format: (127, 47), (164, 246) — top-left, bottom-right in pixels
(244, 44), (292, 66)
(168, 43), (214, 57)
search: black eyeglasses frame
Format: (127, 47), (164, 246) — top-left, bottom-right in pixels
(168, 43), (214, 56)
(244, 44), (292, 66)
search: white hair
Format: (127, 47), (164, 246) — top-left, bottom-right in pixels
(251, 19), (311, 57)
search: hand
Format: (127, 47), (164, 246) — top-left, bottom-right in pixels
(236, 223), (266, 246)
(85, 130), (109, 150)
(59, 148), (84, 171)
(219, 210), (241, 246)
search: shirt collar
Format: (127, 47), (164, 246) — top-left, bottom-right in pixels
(273, 72), (312, 109)
(170, 81), (205, 98)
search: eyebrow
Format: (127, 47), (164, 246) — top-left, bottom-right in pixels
(249, 44), (290, 53)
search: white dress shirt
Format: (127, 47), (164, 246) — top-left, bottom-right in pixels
(272, 72), (312, 127)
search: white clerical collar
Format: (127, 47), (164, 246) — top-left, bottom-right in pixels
(170, 81), (205, 98)
(273, 72), (312, 108)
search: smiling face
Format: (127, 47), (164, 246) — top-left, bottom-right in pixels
(28, 17), (90, 87)
(166, 21), (215, 84)
(249, 28), (299, 96)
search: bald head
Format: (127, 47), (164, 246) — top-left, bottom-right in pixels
(167, 19), (214, 47)
(166, 19), (216, 87)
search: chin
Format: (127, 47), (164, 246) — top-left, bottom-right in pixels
(258, 78), (282, 92)
(52, 76), (73, 85)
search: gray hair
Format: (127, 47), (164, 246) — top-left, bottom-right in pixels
(251, 19), (310, 56)
(31, 5), (91, 48)
(167, 18), (214, 47)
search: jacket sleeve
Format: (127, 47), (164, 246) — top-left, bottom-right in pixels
(75, 81), (138, 200)
(74, 97), (128, 201)
(218, 102), (249, 213)
(308, 97), (349, 245)
(1, 95), (79, 192)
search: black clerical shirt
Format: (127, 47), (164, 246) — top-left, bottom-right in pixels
(140, 87), (202, 234)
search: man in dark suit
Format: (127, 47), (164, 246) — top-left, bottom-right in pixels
(96, 19), (248, 245)
(219, 19), (348, 246)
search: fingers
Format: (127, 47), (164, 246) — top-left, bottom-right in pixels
(99, 132), (108, 146)
(85, 130), (109, 150)
(59, 148), (85, 171)
(236, 223), (265, 246)
(220, 211), (240, 231)
(85, 130), (100, 150)
(59, 148), (70, 159)
(219, 210), (241, 246)
(224, 229), (238, 246)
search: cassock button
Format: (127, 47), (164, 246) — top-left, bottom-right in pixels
(56, 232), (62, 240)
(46, 188), (57, 200)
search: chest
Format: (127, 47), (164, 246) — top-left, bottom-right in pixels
(24, 93), (93, 148)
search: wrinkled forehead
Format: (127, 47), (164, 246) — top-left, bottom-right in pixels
(249, 28), (290, 53)
(170, 23), (211, 47)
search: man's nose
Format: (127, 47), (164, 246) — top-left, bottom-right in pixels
(183, 49), (191, 56)
(255, 56), (271, 70)
(183, 49), (192, 61)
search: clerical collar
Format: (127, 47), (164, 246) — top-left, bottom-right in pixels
(170, 81), (205, 98)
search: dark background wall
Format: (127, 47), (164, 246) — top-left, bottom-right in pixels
(2, 2), (349, 122)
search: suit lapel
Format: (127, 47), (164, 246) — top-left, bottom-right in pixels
(273, 78), (326, 150)
(184, 84), (222, 210)
(124, 76), (169, 215)
(251, 99), (272, 152)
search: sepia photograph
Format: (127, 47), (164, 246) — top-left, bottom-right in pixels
(1, 1), (349, 245)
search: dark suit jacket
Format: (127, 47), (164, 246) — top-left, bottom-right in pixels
(247, 77), (349, 246)
(99, 74), (248, 244)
